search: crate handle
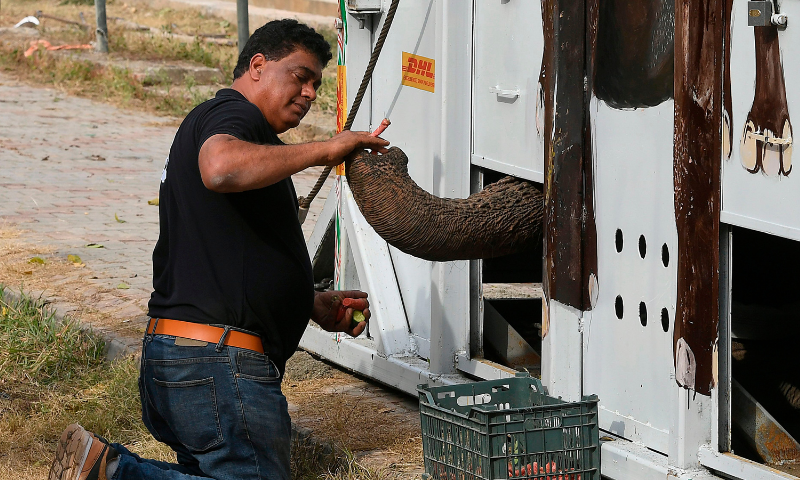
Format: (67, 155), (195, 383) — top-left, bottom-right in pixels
(421, 389), (435, 405)
(456, 393), (492, 407)
(524, 416), (563, 430)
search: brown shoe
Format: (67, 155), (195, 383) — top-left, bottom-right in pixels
(49, 424), (118, 480)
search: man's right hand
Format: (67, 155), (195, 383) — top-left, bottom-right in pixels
(320, 130), (389, 167)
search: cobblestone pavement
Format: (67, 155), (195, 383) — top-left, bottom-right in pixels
(0, 72), (335, 333)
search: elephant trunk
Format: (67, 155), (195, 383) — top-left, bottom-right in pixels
(345, 147), (544, 262)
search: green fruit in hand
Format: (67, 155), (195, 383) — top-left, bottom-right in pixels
(350, 310), (366, 329)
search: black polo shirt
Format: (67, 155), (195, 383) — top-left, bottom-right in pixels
(148, 88), (314, 373)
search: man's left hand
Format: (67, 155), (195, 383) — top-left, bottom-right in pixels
(311, 290), (370, 337)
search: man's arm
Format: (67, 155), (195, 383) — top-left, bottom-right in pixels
(199, 131), (389, 193)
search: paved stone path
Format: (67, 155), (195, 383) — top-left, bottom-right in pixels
(0, 72), (335, 326)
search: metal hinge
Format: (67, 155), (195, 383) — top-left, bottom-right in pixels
(745, 130), (793, 147)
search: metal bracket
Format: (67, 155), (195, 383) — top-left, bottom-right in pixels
(346, 0), (382, 14)
(749, 1), (789, 27)
(748, 1), (772, 26)
(745, 130), (793, 146)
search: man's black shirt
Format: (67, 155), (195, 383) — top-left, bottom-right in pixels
(148, 89), (314, 373)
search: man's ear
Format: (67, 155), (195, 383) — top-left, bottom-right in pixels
(249, 54), (267, 80)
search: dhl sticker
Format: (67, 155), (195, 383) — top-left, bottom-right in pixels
(402, 52), (435, 93)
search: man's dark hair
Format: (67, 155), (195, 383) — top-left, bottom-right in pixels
(233, 19), (333, 79)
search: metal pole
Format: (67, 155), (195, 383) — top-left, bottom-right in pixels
(94, 0), (108, 53)
(237, 0), (248, 53)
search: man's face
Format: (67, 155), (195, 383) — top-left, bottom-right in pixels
(251, 49), (323, 134)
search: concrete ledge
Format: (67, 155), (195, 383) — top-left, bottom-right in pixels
(0, 286), (141, 361)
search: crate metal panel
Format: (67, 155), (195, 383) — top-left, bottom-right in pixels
(367, 0), (441, 345)
(344, 10), (374, 133)
(582, 99), (677, 454)
(472, 0), (545, 182)
(722, 0), (800, 240)
(390, 245), (432, 354)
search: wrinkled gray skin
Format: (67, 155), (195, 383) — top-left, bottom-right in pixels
(345, 147), (544, 262)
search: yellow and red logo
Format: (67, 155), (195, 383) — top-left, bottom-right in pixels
(402, 52), (435, 93)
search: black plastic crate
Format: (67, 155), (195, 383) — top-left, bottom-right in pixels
(418, 373), (599, 480)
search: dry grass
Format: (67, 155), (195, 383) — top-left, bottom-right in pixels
(283, 354), (424, 477)
(0, 38), (220, 117)
(0, 290), (175, 480)
(0, 0), (338, 120)
(0, 227), (147, 338)
(0, 0), (239, 65)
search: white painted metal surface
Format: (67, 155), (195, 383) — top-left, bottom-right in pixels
(541, 300), (582, 401)
(584, 99), (678, 454)
(699, 446), (800, 480)
(601, 440), (720, 479)
(340, 182), (414, 356)
(471, 0), (545, 183)
(301, 323), (468, 394)
(369, 0), (441, 366)
(722, 0), (799, 240)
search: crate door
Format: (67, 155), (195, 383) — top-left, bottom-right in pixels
(472, 0), (545, 183)
(722, 0), (800, 239)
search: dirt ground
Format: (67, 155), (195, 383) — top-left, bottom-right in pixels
(0, 226), (148, 338)
(284, 352), (424, 477)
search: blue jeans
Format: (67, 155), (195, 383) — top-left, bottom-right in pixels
(110, 330), (291, 480)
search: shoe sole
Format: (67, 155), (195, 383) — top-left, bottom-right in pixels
(49, 424), (93, 480)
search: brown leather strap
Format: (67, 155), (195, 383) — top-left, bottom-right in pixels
(147, 318), (264, 354)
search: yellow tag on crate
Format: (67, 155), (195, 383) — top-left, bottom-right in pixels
(401, 52), (435, 93)
(336, 64), (347, 176)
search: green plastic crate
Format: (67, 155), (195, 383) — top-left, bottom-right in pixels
(418, 373), (599, 480)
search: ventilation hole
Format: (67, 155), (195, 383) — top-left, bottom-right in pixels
(661, 308), (669, 332)
(639, 302), (647, 326)
(662, 243), (669, 267)
(639, 235), (647, 259)
(615, 295), (624, 319)
(615, 229), (623, 253)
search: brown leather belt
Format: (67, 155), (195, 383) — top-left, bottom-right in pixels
(147, 318), (265, 354)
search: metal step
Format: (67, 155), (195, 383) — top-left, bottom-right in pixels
(483, 282), (543, 300)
